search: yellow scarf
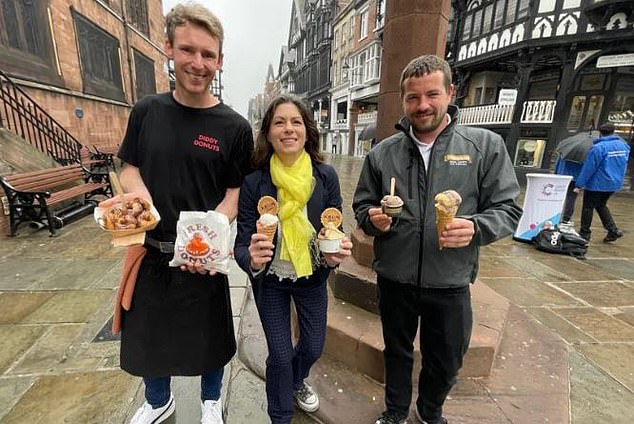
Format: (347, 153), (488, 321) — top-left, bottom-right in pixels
(270, 151), (315, 277)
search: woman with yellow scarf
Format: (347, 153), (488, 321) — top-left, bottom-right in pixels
(234, 95), (352, 424)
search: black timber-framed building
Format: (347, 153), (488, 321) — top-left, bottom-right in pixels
(447, 0), (634, 176)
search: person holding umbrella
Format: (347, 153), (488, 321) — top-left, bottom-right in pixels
(554, 129), (598, 226)
(574, 122), (630, 242)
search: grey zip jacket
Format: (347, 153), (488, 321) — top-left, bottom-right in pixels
(353, 105), (522, 288)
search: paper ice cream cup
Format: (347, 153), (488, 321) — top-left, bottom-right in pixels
(319, 237), (342, 253)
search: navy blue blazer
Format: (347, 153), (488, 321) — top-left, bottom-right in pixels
(234, 162), (343, 284)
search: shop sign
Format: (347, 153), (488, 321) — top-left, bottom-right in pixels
(498, 89), (518, 105)
(596, 54), (634, 68)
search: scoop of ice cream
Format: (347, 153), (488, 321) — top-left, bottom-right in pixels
(381, 195), (403, 207)
(258, 213), (279, 226)
(434, 190), (462, 215)
(322, 225), (345, 240)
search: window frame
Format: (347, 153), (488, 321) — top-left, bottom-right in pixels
(133, 48), (156, 101)
(73, 10), (125, 101)
(0, 0), (61, 85)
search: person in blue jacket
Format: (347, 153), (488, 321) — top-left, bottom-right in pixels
(575, 122), (630, 242)
(234, 94), (353, 424)
(555, 156), (583, 225)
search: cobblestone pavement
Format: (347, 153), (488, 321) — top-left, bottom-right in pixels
(0, 153), (632, 423)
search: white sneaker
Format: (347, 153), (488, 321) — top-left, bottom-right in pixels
(294, 382), (319, 413)
(129, 393), (175, 424)
(201, 398), (223, 424)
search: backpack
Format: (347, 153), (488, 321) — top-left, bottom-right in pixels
(532, 227), (588, 259)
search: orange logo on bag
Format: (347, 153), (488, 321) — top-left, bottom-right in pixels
(185, 232), (211, 257)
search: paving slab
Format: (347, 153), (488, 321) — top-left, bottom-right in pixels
(0, 292), (55, 324)
(29, 258), (120, 290)
(614, 306), (634, 327)
(1, 371), (138, 424)
(8, 324), (83, 375)
(0, 376), (36, 421)
(0, 325), (47, 374)
(582, 258), (634, 280)
(552, 281), (634, 307)
(576, 343), (634, 391)
(482, 277), (581, 307)
(483, 306), (570, 424)
(569, 351), (634, 424)
(522, 307), (597, 344)
(554, 307), (634, 342)
(20, 290), (113, 324)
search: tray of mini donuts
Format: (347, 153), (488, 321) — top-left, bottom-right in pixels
(94, 197), (161, 237)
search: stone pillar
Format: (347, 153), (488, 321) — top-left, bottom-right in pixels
(376, 0), (451, 142)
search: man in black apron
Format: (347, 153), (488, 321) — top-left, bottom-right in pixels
(101, 3), (253, 424)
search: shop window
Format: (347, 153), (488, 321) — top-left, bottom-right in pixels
(127, 0), (149, 36)
(493, 0), (504, 29)
(514, 139), (546, 168)
(0, 0), (60, 84)
(579, 74), (606, 91)
(608, 75), (634, 129)
(506, 0), (517, 25)
(473, 9), (483, 37)
(462, 14), (472, 40)
(483, 4), (493, 34)
(567, 96), (586, 129)
(583, 95), (603, 130)
(73, 11), (124, 101)
(133, 49), (156, 101)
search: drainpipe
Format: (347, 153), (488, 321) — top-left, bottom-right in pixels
(120, 0), (136, 104)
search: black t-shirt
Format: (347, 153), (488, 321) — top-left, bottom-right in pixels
(118, 92), (254, 241)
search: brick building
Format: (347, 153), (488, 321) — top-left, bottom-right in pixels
(0, 0), (169, 152)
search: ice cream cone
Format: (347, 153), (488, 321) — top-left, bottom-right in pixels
(436, 211), (455, 250)
(257, 222), (277, 241)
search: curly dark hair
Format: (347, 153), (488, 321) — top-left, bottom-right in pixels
(252, 94), (324, 169)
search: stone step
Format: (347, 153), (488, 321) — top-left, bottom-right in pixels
(324, 274), (510, 380)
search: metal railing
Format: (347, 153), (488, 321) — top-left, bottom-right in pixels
(520, 100), (557, 123)
(458, 104), (514, 125)
(0, 69), (82, 164)
(458, 100), (557, 126)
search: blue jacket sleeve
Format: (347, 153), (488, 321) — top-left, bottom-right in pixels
(234, 174), (260, 279)
(575, 147), (601, 189)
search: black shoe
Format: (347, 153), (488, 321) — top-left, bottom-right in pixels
(374, 410), (408, 424)
(579, 231), (591, 241)
(414, 406), (448, 424)
(603, 229), (624, 243)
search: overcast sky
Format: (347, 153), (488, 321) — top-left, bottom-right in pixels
(162, 0), (292, 117)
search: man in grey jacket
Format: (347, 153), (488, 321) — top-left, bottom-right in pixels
(353, 55), (522, 424)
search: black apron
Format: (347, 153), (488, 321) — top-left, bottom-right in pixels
(120, 250), (236, 377)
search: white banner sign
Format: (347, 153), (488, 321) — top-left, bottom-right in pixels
(498, 89), (518, 105)
(514, 174), (572, 242)
(596, 53), (634, 68)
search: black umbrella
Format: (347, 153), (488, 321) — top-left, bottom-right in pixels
(555, 130), (599, 163)
(358, 123), (376, 141)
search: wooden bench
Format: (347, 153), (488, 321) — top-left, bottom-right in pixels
(49, 147), (113, 173)
(0, 164), (112, 236)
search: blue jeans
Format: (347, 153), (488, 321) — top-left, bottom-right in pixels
(144, 368), (224, 408)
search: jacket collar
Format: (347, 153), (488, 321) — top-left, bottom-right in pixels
(395, 104), (460, 151)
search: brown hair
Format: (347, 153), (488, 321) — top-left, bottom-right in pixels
(400, 55), (452, 97)
(165, 2), (224, 53)
(252, 95), (324, 169)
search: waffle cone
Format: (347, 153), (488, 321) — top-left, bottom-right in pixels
(257, 223), (277, 241)
(436, 211), (455, 250)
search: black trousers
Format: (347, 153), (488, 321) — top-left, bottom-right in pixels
(561, 183), (578, 222)
(377, 275), (472, 422)
(579, 190), (617, 237)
